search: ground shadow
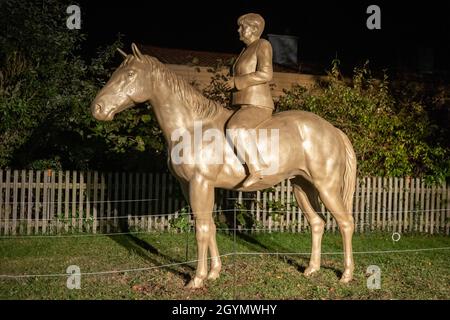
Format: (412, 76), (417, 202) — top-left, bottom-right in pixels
(108, 230), (193, 283)
(231, 229), (343, 278)
(105, 194), (194, 283)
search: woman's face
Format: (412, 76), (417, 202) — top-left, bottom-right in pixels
(238, 21), (257, 45)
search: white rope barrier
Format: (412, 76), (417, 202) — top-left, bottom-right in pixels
(1, 247), (449, 279)
(0, 207), (448, 222)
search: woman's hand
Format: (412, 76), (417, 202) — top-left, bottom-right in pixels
(223, 78), (235, 91)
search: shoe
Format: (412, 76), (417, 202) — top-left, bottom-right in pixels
(242, 171), (264, 188)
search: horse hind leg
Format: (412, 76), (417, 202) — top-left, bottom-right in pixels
(292, 177), (325, 277)
(317, 185), (355, 283)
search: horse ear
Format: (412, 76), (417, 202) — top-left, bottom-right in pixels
(131, 43), (144, 61)
(117, 48), (127, 58)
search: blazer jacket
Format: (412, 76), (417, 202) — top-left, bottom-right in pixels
(232, 38), (274, 109)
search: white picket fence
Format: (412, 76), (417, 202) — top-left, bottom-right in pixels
(0, 170), (448, 235)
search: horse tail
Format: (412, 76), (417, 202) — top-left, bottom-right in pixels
(337, 129), (357, 215)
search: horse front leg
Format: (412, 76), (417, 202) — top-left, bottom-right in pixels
(185, 175), (221, 289)
(207, 218), (222, 280)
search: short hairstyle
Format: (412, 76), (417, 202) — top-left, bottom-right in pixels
(238, 13), (265, 38)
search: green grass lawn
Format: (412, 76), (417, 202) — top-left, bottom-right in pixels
(1, 231), (449, 300)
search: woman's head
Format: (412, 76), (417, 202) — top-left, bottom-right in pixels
(237, 13), (265, 43)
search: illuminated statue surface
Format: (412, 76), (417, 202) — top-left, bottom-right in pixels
(91, 14), (356, 289)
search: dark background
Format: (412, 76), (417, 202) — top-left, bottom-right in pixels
(79, 0), (450, 74)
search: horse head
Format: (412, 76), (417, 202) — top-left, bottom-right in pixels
(91, 43), (151, 121)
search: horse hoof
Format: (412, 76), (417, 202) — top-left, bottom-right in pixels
(339, 270), (353, 283)
(207, 270), (220, 281)
(185, 277), (205, 289)
(304, 266), (320, 277)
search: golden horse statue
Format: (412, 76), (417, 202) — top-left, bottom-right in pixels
(91, 44), (357, 289)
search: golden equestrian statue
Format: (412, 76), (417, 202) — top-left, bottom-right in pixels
(91, 13), (357, 289)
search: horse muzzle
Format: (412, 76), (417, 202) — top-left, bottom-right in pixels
(91, 101), (115, 121)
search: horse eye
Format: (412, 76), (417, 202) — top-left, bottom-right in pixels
(128, 71), (135, 77)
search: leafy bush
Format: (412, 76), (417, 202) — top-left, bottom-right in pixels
(168, 207), (192, 233)
(202, 58), (235, 107)
(0, 0), (169, 172)
(0, 0), (122, 169)
(276, 60), (449, 183)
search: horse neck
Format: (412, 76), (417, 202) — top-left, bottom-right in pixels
(148, 81), (232, 143)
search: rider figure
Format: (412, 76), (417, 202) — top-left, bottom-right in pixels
(225, 13), (274, 188)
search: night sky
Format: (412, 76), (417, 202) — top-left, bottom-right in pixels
(79, 0), (450, 72)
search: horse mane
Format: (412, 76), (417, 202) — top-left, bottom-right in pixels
(122, 55), (223, 119)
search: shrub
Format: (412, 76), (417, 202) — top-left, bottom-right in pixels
(276, 60), (449, 183)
